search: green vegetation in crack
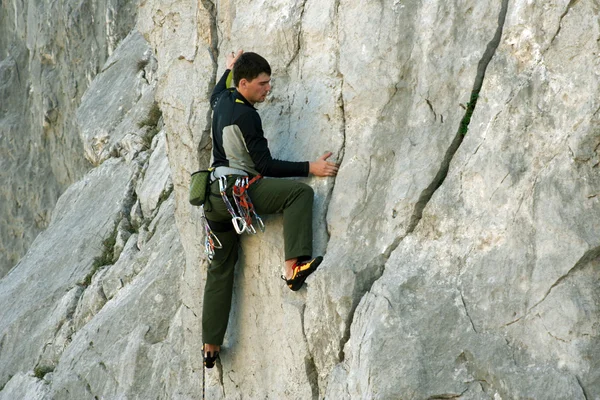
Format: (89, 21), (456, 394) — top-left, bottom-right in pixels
(138, 102), (163, 148)
(82, 226), (119, 287)
(459, 92), (479, 136)
(33, 365), (54, 380)
(157, 186), (174, 208)
(0, 375), (13, 391)
(136, 58), (150, 72)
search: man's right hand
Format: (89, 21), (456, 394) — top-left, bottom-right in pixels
(309, 152), (339, 177)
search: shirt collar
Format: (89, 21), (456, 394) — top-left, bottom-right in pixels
(234, 90), (256, 109)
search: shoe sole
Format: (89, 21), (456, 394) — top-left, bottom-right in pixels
(288, 256), (323, 291)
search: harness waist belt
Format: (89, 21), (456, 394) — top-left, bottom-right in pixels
(212, 166), (249, 180)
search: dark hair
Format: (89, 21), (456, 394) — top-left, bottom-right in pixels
(233, 52), (271, 87)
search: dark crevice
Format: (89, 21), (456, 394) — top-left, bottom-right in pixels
(182, 302), (198, 318)
(216, 361), (225, 397)
(305, 355), (319, 400)
(426, 98), (438, 121)
(550, 0), (579, 45)
(324, 3), (348, 239)
(338, 255), (386, 362)
(299, 304), (320, 399)
(199, 0), (219, 162)
(327, 1), (355, 360)
(506, 245), (600, 327)
(333, 0), (509, 372)
(427, 389), (468, 400)
(285, 0), (307, 70)
(333, 0), (346, 167)
(335, 84), (347, 166)
(460, 291), (478, 333)
(324, 86), (347, 231)
(576, 375), (590, 400)
(407, 0), (509, 234)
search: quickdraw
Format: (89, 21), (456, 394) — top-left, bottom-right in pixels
(219, 176), (247, 234)
(218, 175), (264, 235)
(200, 205), (222, 260)
(233, 176), (265, 233)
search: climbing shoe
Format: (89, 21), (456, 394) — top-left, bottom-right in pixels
(203, 345), (220, 369)
(282, 256), (323, 291)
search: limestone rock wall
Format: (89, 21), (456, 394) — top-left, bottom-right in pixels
(1, 0), (599, 399)
(0, 0), (137, 276)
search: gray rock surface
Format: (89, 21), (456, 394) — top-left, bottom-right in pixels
(77, 30), (158, 166)
(2, 0), (600, 399)
(0, 157), (136, 387)
(0, 0), (137, 277)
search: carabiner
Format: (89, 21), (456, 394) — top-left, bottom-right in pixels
(208, 231), (223, 249)
(254, 214), (265, 232)
(245, 222), (257, 235)
(231, 216), (247, 234)
(218, 176), (228, 194)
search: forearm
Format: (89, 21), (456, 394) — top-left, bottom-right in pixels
(257, 159), (310, 177)
(210, 69), (233, 108)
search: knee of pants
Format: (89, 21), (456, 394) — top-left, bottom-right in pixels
(297, 182), (314, 198)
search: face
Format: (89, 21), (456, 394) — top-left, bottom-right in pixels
(239, 72), (271, 104)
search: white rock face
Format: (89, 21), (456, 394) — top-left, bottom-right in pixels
(1, 0), (600, 399)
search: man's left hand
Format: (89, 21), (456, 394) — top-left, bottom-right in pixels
(309, 152), (339, 177)
(226, 50), (243, 70)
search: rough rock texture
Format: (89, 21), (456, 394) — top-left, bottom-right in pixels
(2, 0), (600, 399)
(0, 0), (137, 276)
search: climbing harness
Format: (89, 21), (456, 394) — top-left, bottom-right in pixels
(200, 174), (264, 260)
(218, 176), (247, 234)
(200, 205), (222, 260)
(233, 176), (265, 234)
(218, 175), (264, 235)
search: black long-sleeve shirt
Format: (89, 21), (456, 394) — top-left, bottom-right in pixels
(210, 70), (309, 177)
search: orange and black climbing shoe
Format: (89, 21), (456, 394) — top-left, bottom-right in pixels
(203, 345), (220, 369)
(282, 256), (323, 291)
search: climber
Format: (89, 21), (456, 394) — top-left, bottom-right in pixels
(201, 50), (338, 368)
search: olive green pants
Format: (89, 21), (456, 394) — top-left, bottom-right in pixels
(202, 176), (314, 345)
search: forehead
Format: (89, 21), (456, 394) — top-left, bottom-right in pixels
(251, 72), (271, 84)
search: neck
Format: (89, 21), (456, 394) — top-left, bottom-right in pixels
(236, 89), (254, 105)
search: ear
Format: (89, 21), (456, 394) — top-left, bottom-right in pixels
(238, 78), (248, 89)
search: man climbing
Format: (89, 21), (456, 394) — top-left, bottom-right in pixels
(202, 50), (338, 368)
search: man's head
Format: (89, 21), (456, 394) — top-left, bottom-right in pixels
(233, 52), (271, 104)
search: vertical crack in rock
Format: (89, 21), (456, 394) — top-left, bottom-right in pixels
(576, 375), (590, 400)
(285, 0), (308, 70)
(460, 291), (478, 333)
(407, 0), (509, 234)
(304, 355), (320, 400)
(333, 0), (347, 168)
(426, 98), (438, 121)
(300, 304), (320, 399)
(324, 87), (348, 239)
(199, 0), (219, 157)
(337, 86), (347, 164)
(333, 0), (509, 371)
(324, 0), (348, 239)
(199, 0), (219, 67)
(337, 255), (386, 363)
